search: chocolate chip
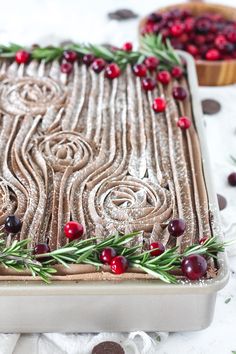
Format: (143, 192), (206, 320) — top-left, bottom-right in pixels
(108, 9), (138, 21)
(217, 194), (227, 211)
(202, 99), (221, 115)
(92, 341), (125, 354)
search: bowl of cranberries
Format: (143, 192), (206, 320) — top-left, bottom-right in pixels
(140, 2), (236, 86)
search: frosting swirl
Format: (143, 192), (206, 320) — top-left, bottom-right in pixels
(0, 77), (66, 115)
(36, 131), (93, 172)
(92, 176), (173, 233)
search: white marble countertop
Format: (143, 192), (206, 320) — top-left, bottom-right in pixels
(0, 0), (236, 353)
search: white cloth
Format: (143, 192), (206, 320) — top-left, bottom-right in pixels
(0, 0), (236, 353)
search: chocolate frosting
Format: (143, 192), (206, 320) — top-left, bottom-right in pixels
(0, 59), (212, 280)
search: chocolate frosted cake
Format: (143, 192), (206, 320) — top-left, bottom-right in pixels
(0, 38), (218, 282)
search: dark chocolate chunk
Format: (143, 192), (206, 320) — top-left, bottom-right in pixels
(202, 99), (221, 115)
(108, 9), (138, 21)
(217, 194), (227, 211)
(92, 341), (125, 354)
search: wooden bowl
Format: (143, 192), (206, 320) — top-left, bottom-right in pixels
(139, 2), (236, 86)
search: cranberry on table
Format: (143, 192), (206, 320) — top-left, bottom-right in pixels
(156, 70), (171, 85)
(83, 54), (95, 66)
(92, 58), (106, 73)
(177, 116), (191, 130)
(64, 221), (84, 240)
(60, 62), (73, 74)
(149, 241), (165, 257)
(63, 50), (78, 63)
(181, 254), (208, 281)
(171, 66), (183, 79)
(172, 86), (187, 101)
(100, 247), (117, 265)
(168, 218), (186, 237)
(105, 63), (121, 79)
(228, 172), (236, 186)
(141, 77), (156, 91)
(122, 42), (133, 52)
(152, 97), (166, 113)
(15, 50), (30, 64)
(4, 215), (22, 234)
(110, 256), (128, 274)
(144, 56), (159, 71)
(133, 64), (147, 77)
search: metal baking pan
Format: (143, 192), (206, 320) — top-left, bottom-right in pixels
(0, 52), (229, 333)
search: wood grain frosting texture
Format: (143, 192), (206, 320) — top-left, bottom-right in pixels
(0, 60), (212, 276)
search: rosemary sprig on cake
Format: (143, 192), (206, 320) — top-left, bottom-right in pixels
(0, 229), (228, 284)
(0, 34), (182, 71)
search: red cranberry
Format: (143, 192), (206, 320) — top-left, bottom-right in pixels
(205, 33), (215, 44)
(170, 22), (184, 37)
(122, 42), (133, 52)
(195, 18), (211, 34)
(205, 49), (220, 61)
(227, 30), (236, 43)
(179, 33), (189, 44)
(181, 254), (207, 280)
(152, 97), (166, 113)
(142, 22), (157, 34)
(33, 243), (51, 262)
(15, 50), (30, 64)
(100, 247), (117, 264)
(215, 35), (227, 49)
(199, 237), (208, 245)
(60, 62), (73, 74)
(133, 64), (147, 77)
(168, 218), (186, 237)
(4, 215), (22, 234)
(185, 17), (195, 32)
(105, 63), (120, 79)
(64, 221), (84, 240)
(186, 44), (199, 57)
(172, 86), (187, 101)
(110, 256), (128, 274)
(149, 241), (165, 257)
(228, 172), (236, 186)
(171, 66), (183, 79)
(144, 56), (159, 71)
(177, 116), (191, 130)
(160, 28), (170, 39)
(194, 35), (206, 45)
(156, 70), (171, 85)
(63, 50), (77, 63)
(92, 58), (106, 73)
(141, 77), (156, 91)
(83, 54), (95, 66)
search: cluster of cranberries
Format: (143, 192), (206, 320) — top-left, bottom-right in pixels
(3, 216), (208, 280)
(142, 8), (236, 61)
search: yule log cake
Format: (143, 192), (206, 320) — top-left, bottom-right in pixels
(0, 36), (224, 283)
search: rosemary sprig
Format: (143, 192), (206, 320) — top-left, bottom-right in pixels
(140, 34), (182, 68)
(0, 239), (56, 283)
(0, 35), (182, 69)
(0, 233), (229, 284)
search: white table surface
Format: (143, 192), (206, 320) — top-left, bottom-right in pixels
(0, 0), (236, 353)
